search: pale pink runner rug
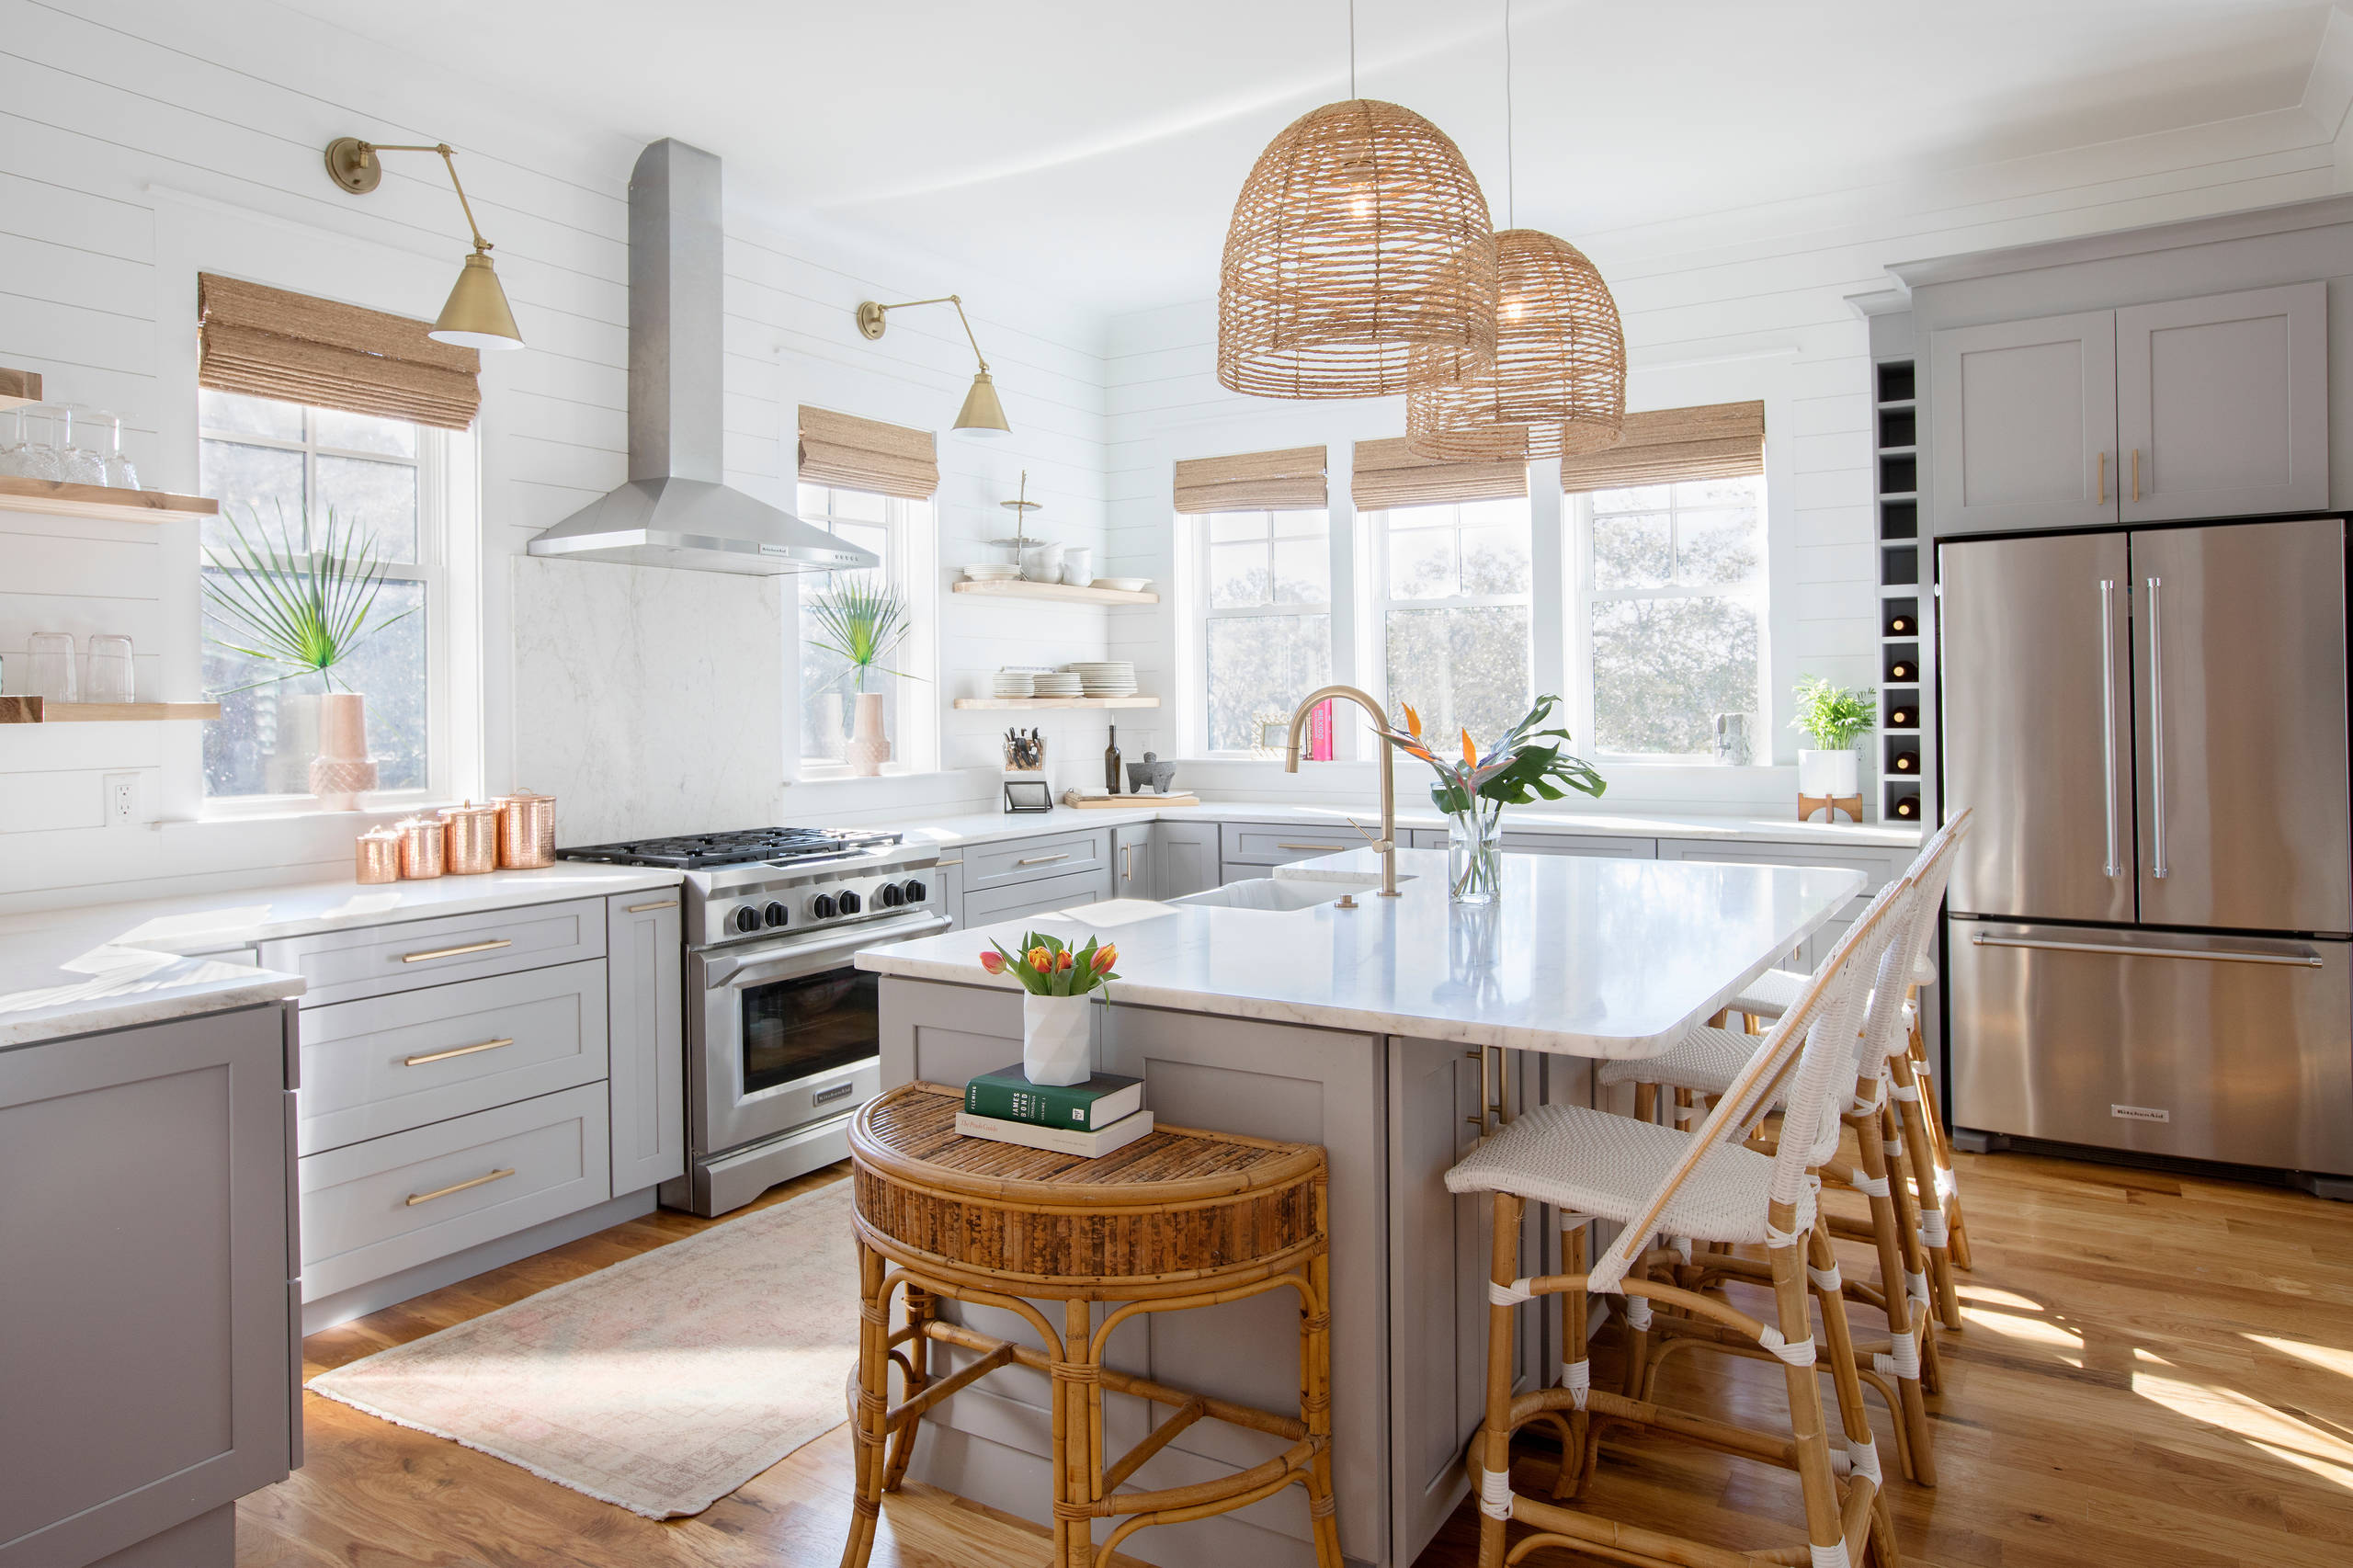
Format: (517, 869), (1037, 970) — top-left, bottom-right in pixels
(307, 1179), (858, 1517)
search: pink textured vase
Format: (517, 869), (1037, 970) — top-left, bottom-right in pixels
(309, 690), (380, 811)
(846, 691), (891, 778)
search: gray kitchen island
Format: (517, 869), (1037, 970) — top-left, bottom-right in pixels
(858, 846), (1864, 1568)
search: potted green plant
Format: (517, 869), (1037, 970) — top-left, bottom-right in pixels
(807, 580), (924, 777)
(1373, 694), (1607, 903)
(203, 506), (415, 811)
(1790, 677), (1876, 805)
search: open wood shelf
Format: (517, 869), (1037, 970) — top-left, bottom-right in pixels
(0, 476), (220, 524)
(952, 696), (1160, 710)
(953, 578), (1159, 607)
(0, 698), (222, 724)
(0, 367), (40, 411)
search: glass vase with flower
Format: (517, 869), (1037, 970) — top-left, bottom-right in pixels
(1373, 694), (1608, 904)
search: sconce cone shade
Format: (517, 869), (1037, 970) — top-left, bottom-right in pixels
(954, 369), (1011, 438)
(1405, 229), (1624, 461)
(1218, 98), (1497, 399)
(428, 247), (525, 351)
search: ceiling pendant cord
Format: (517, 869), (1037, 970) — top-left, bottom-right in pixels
(1504, 0), (1515, 230)
(1349, 0), (1358, 99)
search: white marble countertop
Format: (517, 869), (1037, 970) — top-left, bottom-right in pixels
(857, 846), (1865, 1058)
(883, 799), (1920, 855)
(0, 863), (683, 1050)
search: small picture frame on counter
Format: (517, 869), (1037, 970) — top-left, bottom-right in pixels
(1003, 775), (1053, 813)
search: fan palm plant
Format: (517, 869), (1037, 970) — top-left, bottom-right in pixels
(203, 504), (415, 695)
(807, 578), (925, 693)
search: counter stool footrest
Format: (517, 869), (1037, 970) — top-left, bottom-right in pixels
(1073, 1436), (1322, 1521)
(1103, 1396), (1209, 1492)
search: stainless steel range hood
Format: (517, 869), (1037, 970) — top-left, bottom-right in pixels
(529, 139), (876, 575)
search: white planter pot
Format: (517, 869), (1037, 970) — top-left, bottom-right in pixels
(1796, 747), (1859, 798)
(1022, 992), (1094, 1086)
(846, 690), (891, 777)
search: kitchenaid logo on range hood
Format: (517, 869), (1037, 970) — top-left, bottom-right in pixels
(527, 138), (878, 578)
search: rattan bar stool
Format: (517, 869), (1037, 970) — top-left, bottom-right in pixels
(1445, 880), (1909, 1568)
(840, 1083), (1341, 1568)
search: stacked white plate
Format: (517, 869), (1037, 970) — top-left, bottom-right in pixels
(1031, 672), (1086, 698)
(991, 671), (1037, 699)
(1067, 660), (1138, 698)
(962, 562), (1021, 581)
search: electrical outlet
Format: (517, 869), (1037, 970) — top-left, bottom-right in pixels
(103, 772), (139, 826)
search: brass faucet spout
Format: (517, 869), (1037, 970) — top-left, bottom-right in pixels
(1282, 685), (1400, 897)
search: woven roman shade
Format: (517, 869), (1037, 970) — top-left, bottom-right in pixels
(1172, 445), (1328, 513)
(197, 274), (481, 431)
(1350, 437), (1528, 511)
(797, 406), (939, 500)
(1558, 400), (1766, 492)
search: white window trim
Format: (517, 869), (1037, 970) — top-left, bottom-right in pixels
(791, 488), (938, 781)
(1366, 496), (1539, 737)
(196, 410), (472, 817)
(1567, 480), (1769, 766)
(1187, 506), (1347, 759)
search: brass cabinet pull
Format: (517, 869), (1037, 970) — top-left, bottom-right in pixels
(404, 1037), (514, 1067)
(936, 858), (963, 868)
(2131, 448), (2141, 503)
(1277, 842), (1345, 852)
(1121, 844), (1132, 880)
(405, 1167), (515, 1206)
(1016, 853), (1070, 867)
(401, 937), (512, 963)
(625, 898), (677, 913)
(2097, 450), (2106, 505)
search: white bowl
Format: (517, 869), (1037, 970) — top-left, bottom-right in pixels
(1091, 577), (1152, 594)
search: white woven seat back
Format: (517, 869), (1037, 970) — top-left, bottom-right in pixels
(1849, 873), (1929, 1102)
(1785, 877), (1914, 1180)
(1587, 873), (1910, 1291)
(1881, 812), (1969, 1062)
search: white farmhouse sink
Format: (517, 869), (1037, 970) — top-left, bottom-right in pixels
(1169, 871), (1406, 911)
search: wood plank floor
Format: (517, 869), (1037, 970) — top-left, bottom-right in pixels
(244, 1151), (2353, 1568)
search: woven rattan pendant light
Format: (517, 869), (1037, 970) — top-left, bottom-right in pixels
(1217, 7), (1497, 399)
(1404, 2), (1624, 460)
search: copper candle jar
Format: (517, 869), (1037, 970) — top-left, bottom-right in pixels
(440, 800), (501, 875)
(395, 814), (446, 879)
(494, 789), (557, 869)
(355, 826), (402, 884)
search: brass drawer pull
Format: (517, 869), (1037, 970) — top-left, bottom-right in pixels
(401, 937), (512, 964)
(405, 1167), (515, 1206)
(626, 898), (678, 913)
(935, 858), (963, 868)
(1016, 853), (1070, 867)
(404, 1037), (514, 1067)
(1277, 842), (1345, 852)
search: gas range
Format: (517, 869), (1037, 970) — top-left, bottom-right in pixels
(558, 826), (943, 949)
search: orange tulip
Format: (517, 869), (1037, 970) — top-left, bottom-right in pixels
(1094, 944), (1119, 972)
(1029, 948), (1052, 973)
(979, 949), (1006, 974)
(1056, 949), (1074, 971)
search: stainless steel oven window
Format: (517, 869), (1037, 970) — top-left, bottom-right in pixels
(739, 964), (880, 1094)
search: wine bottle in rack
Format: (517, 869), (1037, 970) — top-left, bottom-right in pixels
(1887, 655), (1917, 682)
(1892, 793), (1921, 821)
(1891, 749), (1919, 775)
(1885, 609), (1915, 636)
(1887, 700), (1916, 729)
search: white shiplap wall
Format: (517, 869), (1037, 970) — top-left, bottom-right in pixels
(0, 0), (1111, 910)
(1100, 27), (2353, 813)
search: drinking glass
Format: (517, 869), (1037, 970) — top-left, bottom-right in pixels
(26, 632), (77, 703)
(99, 413), (139, 490)
(86, 635), (134, 704)
(55, 405), (107, 485)
(5, 407), (63, 483)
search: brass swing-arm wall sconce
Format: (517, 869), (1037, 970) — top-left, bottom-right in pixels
(322, 137), (525, 351)
(853, 293), (1011, 438)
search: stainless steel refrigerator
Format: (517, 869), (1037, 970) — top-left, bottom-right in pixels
(1940, 516), (2353, 1181)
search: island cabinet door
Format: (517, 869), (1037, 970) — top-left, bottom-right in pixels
(0, 1004), (295, 1568)
(1386, 1038), (1547, 1567)
(607, 891), (685, 1193)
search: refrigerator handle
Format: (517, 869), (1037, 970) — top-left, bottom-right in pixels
(2146, 574), (2166, 880)
(2099, 578), (2123, 879)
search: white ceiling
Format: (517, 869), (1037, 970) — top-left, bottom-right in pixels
(278, 0), (2338, 318)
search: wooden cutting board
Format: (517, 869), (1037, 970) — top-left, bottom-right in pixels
(1062, 790), (1199, 808)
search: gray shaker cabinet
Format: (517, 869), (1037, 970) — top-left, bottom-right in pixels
(0, 1003), (299, 1568)
(1111, 824), (1154, 899)
(1929, 308), (2119, 534)
(1152, 819), (1222, 898)
(2116, 282), (2327, 522)
(607, 891), (686, 1192)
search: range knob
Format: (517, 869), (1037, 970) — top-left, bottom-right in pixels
(731, 905), (763, 935)
(901, 878), (928, 903)
(837, 890), (864, 915)
(809, 892), (838, 920)
(878, 882), (904, 908)
(763, 901), (790, 928)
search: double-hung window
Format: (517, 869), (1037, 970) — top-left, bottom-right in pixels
(1574, 475), (1767, 758)
(197, 389), (445, 803)
(1199, 507), (1333, 753)
(1374, 497), (1534, 746)
(795, 483), (935, 775)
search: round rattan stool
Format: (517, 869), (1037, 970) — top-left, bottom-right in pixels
(841, 1082), (1339, 1568)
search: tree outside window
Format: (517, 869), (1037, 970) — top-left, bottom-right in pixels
(1378, 497), (1534, 745)
(1199, 508), (1332, 752)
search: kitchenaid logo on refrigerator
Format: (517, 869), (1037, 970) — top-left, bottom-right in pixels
(2110, 1104), (2171, 1123)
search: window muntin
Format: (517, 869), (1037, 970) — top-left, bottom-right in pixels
(1577, 476), (1766, 759)
(197, 389), (441, 801)
(796, 483), (929, 774)
(1198, 508), (1332, 753)
(1376, 497), (1534, 748)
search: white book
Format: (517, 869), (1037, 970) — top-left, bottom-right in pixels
(954, 1108), (1155, 1159)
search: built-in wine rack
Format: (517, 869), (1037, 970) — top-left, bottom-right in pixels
(1876, 359), (1922, 824)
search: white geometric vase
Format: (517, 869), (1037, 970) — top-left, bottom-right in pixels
(1021, 993), (1094, 1087)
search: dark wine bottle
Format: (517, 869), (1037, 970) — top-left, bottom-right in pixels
(1893, 794), (1920, 820)
(1892, 749), (1919, 774)
(1887, 703), (1916, 729)
(1886, 611), (1915, 636)
(1887, 657), (1917, 682)
(1105, 724), (1121, 794)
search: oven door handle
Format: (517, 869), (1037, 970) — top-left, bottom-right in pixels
(703, 912), (952, 989)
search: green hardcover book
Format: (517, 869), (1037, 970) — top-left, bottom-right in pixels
(964, 1064), (1144, 1131)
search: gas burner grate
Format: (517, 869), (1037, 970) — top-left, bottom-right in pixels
(557, 826), (902, 869)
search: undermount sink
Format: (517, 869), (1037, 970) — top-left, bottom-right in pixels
(1169, 871), (1405, 911)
